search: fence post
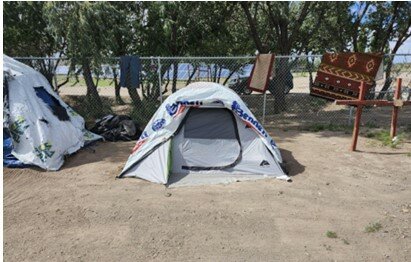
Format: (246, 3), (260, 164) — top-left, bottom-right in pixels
(262, 92), (267, 124)
(52, 58), (59, 93)
(348, 106), (354, 125)
(157, 57), (163, 103)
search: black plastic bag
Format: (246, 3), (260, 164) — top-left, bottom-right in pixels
(90, 114), (142, 142)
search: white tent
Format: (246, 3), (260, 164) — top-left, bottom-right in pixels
(119, 82), (289, 185)
(3, 55), (101, 170)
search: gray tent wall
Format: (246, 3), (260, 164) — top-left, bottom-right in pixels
(122, 140), (172, 184)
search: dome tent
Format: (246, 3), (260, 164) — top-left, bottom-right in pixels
(3, 55), (101, 170)
(119, 82), (290, 185)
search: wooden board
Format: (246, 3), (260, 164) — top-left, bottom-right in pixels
(248, 54), (275, 93)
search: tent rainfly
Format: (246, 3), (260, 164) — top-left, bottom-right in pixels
(119, 82), (290, 184)
(3, 55), (101, 170)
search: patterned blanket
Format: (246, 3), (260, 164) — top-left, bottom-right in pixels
(311, 52), (383, 100)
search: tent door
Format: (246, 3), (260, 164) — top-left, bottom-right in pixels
(174, 108), (241, 171)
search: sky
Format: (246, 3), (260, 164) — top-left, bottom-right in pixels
(391, 38), (411, 63)
(392, 38), (411, 54)
(351, 1), (411, 63)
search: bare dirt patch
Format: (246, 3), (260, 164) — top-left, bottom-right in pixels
(3, 131), (411, 261)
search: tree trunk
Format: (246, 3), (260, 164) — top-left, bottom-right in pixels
(163, 65), (172, 94)
(217, 66), (223, 83)
(127, 87), (142, 108)
(223, 63), (247, 85)
(212, 65), (218, 82)
(272, 57), (287, 113)
(376, 17), (410, 100)
(112, 67), (124, 105)
(82, 62), (103, 108)
(240, 2), (268, 53)
(376, 58), (393, 100)
(186, 66), (198, 85)
(306, 55), (314, 88)
(172, 61), (178, 93)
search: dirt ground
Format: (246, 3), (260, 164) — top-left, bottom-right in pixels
(3, 130), (411, 261)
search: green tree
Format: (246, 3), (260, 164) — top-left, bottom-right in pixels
(45, 2), (119, 110)
(240, 2), (313, 112)
(365, 2), (411, 98)
(3, 1), (64, 86)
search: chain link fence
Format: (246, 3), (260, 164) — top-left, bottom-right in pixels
(13, 54), (411, 131)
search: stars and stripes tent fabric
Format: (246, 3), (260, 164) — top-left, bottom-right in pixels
(3, 55), (101, 170)
(119, 82), (290, 184)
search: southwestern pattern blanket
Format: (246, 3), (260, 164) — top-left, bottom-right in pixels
(311, 52), (383, 100)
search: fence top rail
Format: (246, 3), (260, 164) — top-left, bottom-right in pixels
(11, 55), (317, 60)
(11, 53), (411, 61)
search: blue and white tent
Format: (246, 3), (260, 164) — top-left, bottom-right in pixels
(119, 82), (289, 185)
(3, 55), (101, 170)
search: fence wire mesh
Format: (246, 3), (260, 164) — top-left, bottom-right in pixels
(13, 54), (411, 130)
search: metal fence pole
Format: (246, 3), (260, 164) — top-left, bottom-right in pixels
(348, 106), (354, 125)
(52, 59), (59, 93)
(157, 57), (163, 103)
(262, 92), (267, 124)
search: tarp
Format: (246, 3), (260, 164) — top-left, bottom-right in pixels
(3, 55), (101, 170)
(3, 130), (29, 168)
(120, 82), (289, 183)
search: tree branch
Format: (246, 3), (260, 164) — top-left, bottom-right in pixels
(391, 18), (411, 54)
(289, 2), (311, 51)
(240, 2), (266, 53)
(352, 2), (371, 52)
(379, 2), (400, 52)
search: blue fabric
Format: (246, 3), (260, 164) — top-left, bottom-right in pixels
(34, 86), (70, 121)
(120, 56), (140, 88)
(3, 130), (29, 168)
(34, 86), (57, 107)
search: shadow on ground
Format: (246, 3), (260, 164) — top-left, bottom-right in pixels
(280, 148), (305, 177)
(60, 141), (134, 170)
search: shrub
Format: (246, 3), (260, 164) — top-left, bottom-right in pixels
(326, 231), (338, 238)
(365, 222), (382, 233)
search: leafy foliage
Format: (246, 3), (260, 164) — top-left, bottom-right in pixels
(5, 2), (410, 58)
(3, 2), (410, 117)
(3, 2), (56, 57)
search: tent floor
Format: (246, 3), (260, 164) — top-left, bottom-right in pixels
(167, 173), (274, 187)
